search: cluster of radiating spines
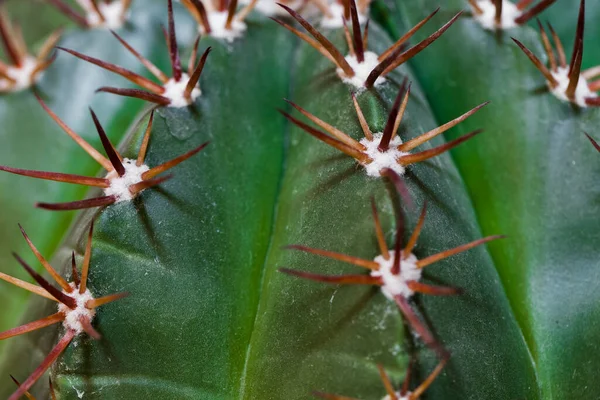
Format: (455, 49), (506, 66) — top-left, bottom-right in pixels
(312, 0), (370, 29)
(275, 0), (461, 89)
(0, 96), (208, 211)
(281, 83), (488, 177)
(314, 358), (447, 400)
(0, 223), (128, 400)
(280, 171), (503, 356)
(513, 0), (598, 108)
(9, 376), (55, 400)
(180, 0), (258, 42)
(0, 10), (61, 93)
(47, 0), (132, 29)
(58, 0), (210, 108)
(468, 0), (555, 30)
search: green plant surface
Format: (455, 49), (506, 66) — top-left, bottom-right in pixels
(0, 0), (168, 365)
(0, 23), (538, 399)
(381, 0), (600, 398)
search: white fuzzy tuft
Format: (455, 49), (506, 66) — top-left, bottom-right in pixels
(0, 56), (40, 92)
(104, 159), (149, 202)
(162, 74), (202, 108)
(337, 51), (384, 89)
(360, 132), (409, 177)
(471, 0), (520, 30)
(200, 11), (247, 42)
(321, 2), (366, 29)
(549, 67), (597, 107)
(58, 284), (96, 335)
(382, 393), (410, 400)
(240, 0), (304, 16)
(371, 250), (421, 300)
(81, 0), (128, 29)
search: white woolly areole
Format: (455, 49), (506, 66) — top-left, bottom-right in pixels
(549, 67), (597, 107)
(371, 250), (421, 300)
(58, 284), (96, 335)
(163, 73), (202, 108)
(240, 0), (304, 16)
(383, 393), (410, 400)
(81, 0), (129, 29)
(200, 11), (247, 42)
(0, 56), (40, 92)
(337, 51), (384, 89)
(104, 158), (149, 202)
(471, 0), (520, 30)
(360, 132), (409, 177)
(321, 2), (366, 28)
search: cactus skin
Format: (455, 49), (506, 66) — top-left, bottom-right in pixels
(0, 0), (598, 399)
(380, 0), (600, 398)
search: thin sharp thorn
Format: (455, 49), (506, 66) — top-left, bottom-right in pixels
(271, 17), (338, 66)
(468, 0), (483, 15)
(511, 37), (558, 87)
(285, 244), (379, 270)
(582, 65), (600, 80)
(137, 111), (154, 166)
(109, 30), (169, 83)
(585, 132), (600, 152)
(96, 87), (172, 106)
(537, 19), (557, 71)
(89, 108), (125, 176)
(46, 0), (89, 27)
(585, 97), (600, 106)
(377, 365), (398, 400)
(36, 28), (63, 63)
(12, 252), (76, 308)
(10, 376), (35, 400)
(57, 47), (166, 94)
(129, 174), (173, 195)
(566, 47), (583, 99)
(225, 0), (239, 30)
(349, 0), (364, 62)
(371, 197), (390, 260)
(400, 101), (489, 152)
(407, 281), (463, 296)
(279, 110), (370, 163)
(404, 202), (427, 258)
(379, 79), (408, 151)
(0, 165), (110, 188)
(380, 168), (413, 208)
(36, 195), (117, 211)
(88, 0), (106, 23)
(35, 94), (113, 171)
(185, 47), (211, 101)
(0, 11), (23, 66)
(391, 83), (411, 142)
(547, 22), (566, 68)
(410, 358), (448, 399)
(352, 93), (373, 140)
(278, 268), (381, 285)
(79, 221), (94, 294)
(189, 0), (212, 33)
(417, 235), (505, 268)
(167, 0), (182, 81)
(395, 295), (447, 358)
(399, 129), (485, 166)
(367, 12), (462, 88)
(0, 313), (63, 341)
(277, 3), (355, 77)
(188, 34), (201, 76)
(284, 99), (364, 150)
(515, 0), (557, 25)
(379, 7), (439, 61)
(143, 141), (209, 180)
(363, 19), (369, 49)
(237, 0), (259, 23)
(516, 0), (536, 10)
(49, 377), (57, 400)
(493, 0), (503, 26)
(569, 0), (585, 73)
(80, 317), (102, 340)
(8, 330), (75, 400)
(71, 252), (80, 287)
(0, 271), (57, 301)
(86, 292), (130, 309)
(18, 224), (71, 291)
(401, 357), (415, 396)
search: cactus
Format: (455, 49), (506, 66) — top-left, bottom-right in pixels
(0, 0), (598, 399)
